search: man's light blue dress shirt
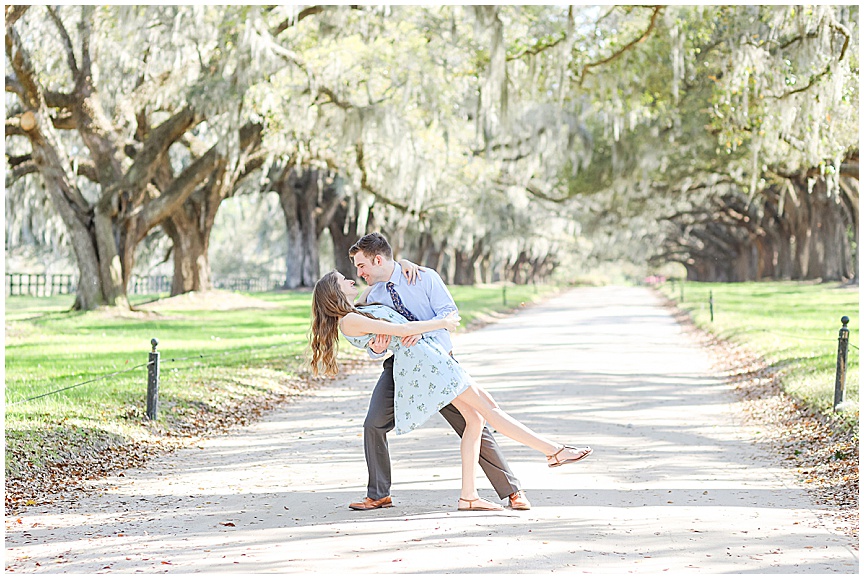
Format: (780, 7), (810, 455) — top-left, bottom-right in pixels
(365, 263), (458, 354)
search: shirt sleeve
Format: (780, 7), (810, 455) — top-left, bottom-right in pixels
(425, 270), (458, 319)
(366, 347), (389, 360)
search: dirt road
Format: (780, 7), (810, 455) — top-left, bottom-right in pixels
(4, 286), (858, 573)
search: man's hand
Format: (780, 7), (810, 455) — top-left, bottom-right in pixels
(398, 259), (425, 285)
(400, 334), (421, 348)
(369, 334), (391, 354)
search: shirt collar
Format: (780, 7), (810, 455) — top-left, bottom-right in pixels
(385, 262), (402, 286)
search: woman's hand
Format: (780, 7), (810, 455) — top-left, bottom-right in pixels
(398, 259), (425, 285)
(369, 334), (390, 354)
(442, 311), (461, 332)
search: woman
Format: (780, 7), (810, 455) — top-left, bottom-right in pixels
(311, 270), (592, 511)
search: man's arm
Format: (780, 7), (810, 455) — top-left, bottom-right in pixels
(424, 269), (458, 319)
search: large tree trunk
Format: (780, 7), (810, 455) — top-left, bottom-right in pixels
(161, 198), (214, 295)
(453, 250), (472, 285)
(280, 186), (313, 288)
(765, 187), (795, 280)
(6, 7), (210, 309)
(328, 195), (366, 279)
(479, 252), (493, 284)
(807, 180), (847, 281)
(274, 166), (345, 288)
(663, 162), (859, 284)
(510, 251), (530, 284)
(160, 123), (263, 295)
(416, 232), (446, 273)
(786, 179), (814, 280)
(838, 173), (859, 282)
(784, 175), (853, 281)
(18, 104), (115, 309)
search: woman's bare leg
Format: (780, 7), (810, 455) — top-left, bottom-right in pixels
(454, 384), (590, 464)
(449, 398), (482, 499)
(449, 396), (504, 509)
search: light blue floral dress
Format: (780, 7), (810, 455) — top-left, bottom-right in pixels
(342, 304), (473, 434)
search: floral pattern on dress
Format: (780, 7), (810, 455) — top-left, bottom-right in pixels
(342, 304), (473, 434)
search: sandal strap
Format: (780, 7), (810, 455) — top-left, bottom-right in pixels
(548, 444), (586, 465)
(546, 445), (568, 462)
(459, 497), (496, 507)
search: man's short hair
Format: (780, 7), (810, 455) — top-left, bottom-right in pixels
(349, 232), (393, 260)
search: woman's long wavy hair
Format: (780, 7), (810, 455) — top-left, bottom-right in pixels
(310, 271), (378, 376)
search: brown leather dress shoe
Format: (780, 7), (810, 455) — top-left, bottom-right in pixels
(349, 496), (393, 511)
(508, 491), (531, 510)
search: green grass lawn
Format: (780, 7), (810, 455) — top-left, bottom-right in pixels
(4, 284), (558, 480)
(658, 280), (859, 432)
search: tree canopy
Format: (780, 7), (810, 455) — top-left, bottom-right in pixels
(5, 5), (858, 308)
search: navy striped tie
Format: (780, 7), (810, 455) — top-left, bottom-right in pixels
(386, 282), (418, 321)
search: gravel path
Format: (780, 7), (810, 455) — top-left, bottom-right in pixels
(4, 286), (858, 573)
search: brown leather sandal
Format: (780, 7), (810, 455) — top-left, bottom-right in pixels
(547, 445), (593, 468)
(458, 497), (504, 511)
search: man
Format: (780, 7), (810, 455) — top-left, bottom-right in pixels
(346, 232), (531, 511)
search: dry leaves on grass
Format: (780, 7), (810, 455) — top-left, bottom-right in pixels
(664, 299), (859, 548)
(4, 355), (377, 516)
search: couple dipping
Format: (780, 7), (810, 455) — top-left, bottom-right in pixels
(310, 232), (592, 512)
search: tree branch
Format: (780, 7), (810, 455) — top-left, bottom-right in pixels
(46, 6), (79, 80)
(5, 159), (39, 187)
(317, 86), (354, 110)
(77, 6), (94, 83)
(595, 5), (622, 27)
(120, 106), (199, 195)
(840, 161), (858, 179)
(272, 5), (324, 36)
(5, 152), (36, 183)
(75, 158), (98, 182)
(576, 5), (664, 86)
(271, 5), (363, 36)
(44, 90), (76, 109)
(778, 21), (850, 100)
(51, 111), (76, 130)
(354, 142), (425, 218)
(5, 117), (26, 137)
(5, 5), (30, 27)
(524, 182), (570, 203)
(5, 74), (23, 96)
(138, 145), (223, 231)
(507, 32), (568, 62)
(6, 20), (43, 109)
